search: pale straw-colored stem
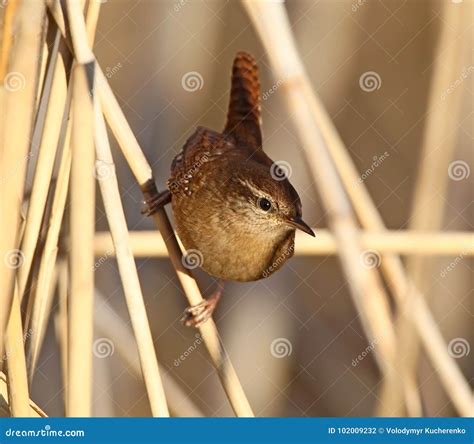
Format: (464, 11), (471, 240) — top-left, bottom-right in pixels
(241, 0), (472, 417)
(17, 32), (67, 303)
(27, 120), (72, 376)
(4, 293), (30, 416)
(66, 0), (96, 417)
(0, 371), (46, 417)
(242, 0), (396, 376)
(93, 230), (474, 258)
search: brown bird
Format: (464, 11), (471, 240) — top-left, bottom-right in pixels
(144, 51), (314, 327)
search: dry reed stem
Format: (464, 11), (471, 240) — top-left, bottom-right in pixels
(242, 0), (396, 375)
(27, 120), (72, 376)
(389, 1), (471, 416)
(44, 1), (254, 417)
(0, 0), (18, 81)
(0, 371), (46, 418)
(66, 0), (96, 417)
(242, 0), (472, 417)
(93, 89), (170, 416)
(54, 258), (69, 408)
(94, 230), (474, 258)
(4, 293), (30, 416)
(17, 32), (67, 303)
(0, 0), (45, 364)
(95, 291), (204, 417)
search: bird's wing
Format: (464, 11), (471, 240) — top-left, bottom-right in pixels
(168, 126), (236, 194)
(223, 51), (262, 150)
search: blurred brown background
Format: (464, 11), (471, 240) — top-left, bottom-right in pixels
(31, 0), (472, 417)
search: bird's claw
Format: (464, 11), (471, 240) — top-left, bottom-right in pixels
(181, 299), (215, 328)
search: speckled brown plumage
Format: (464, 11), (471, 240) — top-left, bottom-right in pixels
(167, 51), (314, 283)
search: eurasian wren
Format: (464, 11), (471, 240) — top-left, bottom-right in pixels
(144, 52), (314, 327)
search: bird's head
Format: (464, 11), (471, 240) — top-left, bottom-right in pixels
(225, 161), (315, 239)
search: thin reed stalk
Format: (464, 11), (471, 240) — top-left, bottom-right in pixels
(93, 230), (474, 258)
(27, 120), (72, 376)
(66, 0), (96, 417)
(241, 0), (472, 417)
(17, 31), (67, 303)
(4, 293), (30, 416)
(242, 0), (396, 376)
(0, 371), (46, 417)
(46, 0), (254, 417)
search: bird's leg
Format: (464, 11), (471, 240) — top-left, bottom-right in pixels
(141, 189), (171, 216)
(181, 280), (224, 328)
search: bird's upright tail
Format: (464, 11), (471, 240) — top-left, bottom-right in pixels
(223, 51), (262, 148)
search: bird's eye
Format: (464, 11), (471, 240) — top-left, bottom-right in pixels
(257, 197), (272, 212)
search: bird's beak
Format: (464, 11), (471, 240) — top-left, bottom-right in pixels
(286, 216), (315, 237)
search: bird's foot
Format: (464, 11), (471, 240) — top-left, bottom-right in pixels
(141, 190), (171, 216)
(181, 298), (218, 328)
(181, 281), (224, 328)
